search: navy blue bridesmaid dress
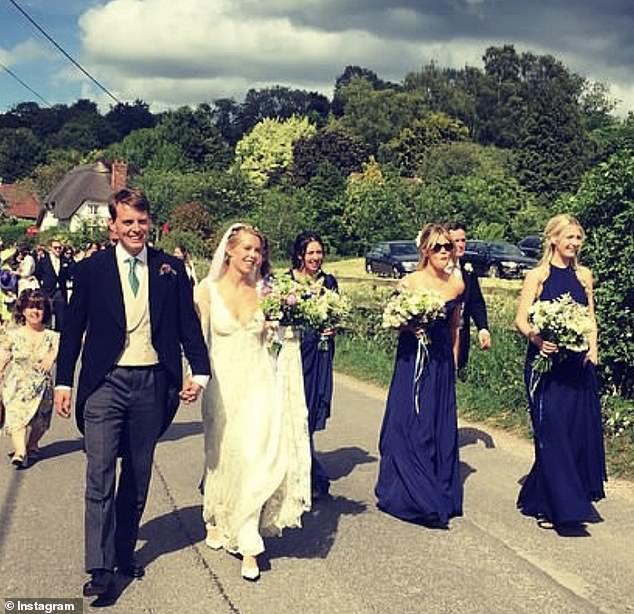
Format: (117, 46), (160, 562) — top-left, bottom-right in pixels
(375, 298), (463, 526)
(517, 265), (606, 526)
(290, 269), (338, 496)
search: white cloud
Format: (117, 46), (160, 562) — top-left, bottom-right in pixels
(74, 0), (634, 114)
(0, 38), (49, 66)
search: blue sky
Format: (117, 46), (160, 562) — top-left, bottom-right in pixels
(1, 0), (634, 115)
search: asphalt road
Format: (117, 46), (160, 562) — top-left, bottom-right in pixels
(1, 373), (632, 613)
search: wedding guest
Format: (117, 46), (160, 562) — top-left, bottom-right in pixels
(15, 246), (38, 295)
(0, 289), (58, 468)
(195, 223), (311, 582)
(515, 213), (606, 529)
(288, 231), (338, 497)
(34, 238), (67, 331)
(375, 223), (464, 527)
(174, 244), (198, 287)
(447, 222), (491, 374)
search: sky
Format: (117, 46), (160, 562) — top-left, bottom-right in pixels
(1, 0), (634, 115)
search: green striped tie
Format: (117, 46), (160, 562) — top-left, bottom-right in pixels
(126, 257), (139, 296)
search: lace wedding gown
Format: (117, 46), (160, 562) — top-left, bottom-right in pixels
(197, 279), (311, 554)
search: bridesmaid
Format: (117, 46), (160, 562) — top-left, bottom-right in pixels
(289, 231), (338, 497)
(515, 214), (606, 529)
(375, 224), (464, 527)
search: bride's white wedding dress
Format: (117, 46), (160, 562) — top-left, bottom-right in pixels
(196, 279), (311, 555)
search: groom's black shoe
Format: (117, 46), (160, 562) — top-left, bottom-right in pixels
(117, 561), (145, 578)
(83, 569), (113, 597)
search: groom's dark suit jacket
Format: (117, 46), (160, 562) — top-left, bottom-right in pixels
(55, 245), (210, 434)
(458, 261), (489, 371)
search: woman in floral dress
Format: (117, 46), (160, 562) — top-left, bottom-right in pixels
(0, 289), (59, 469)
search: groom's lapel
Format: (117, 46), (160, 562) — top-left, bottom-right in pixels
(103, 247), (126, 329)
(148, 247), (167, 333)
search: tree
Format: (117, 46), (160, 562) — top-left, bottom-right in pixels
(0, 127), (45, 182)
(332, 65), (393, 116)
(235, 116), (316, 186)
(384, 112), (469, 176)
(292, 126), (369, 186)
(105, 100), (155, 142)
(336, 77), (429, 155)
(158, 105), (232, 171)
(169, 201), (217, 252)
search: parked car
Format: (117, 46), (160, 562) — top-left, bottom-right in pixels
(463, 240), (538, 279)
(517, 235), (542, 259)
(365, 241), (419, 278)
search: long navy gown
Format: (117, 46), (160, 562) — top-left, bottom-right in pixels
(375, 298), (463, 526)
(517, 265), (606, 525)
(290, 269), (338, 496)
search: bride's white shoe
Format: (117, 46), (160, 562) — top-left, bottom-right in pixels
(205, 524), (223, 550)
(241, 556), (260, 582)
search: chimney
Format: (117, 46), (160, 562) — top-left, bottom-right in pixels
(111, 160), (128, 192)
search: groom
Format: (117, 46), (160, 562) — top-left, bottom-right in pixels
(54, 188), (211, 597)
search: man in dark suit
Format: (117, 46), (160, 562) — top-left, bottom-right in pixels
(34, 237), (67, 330)
(447, 222), (491, 372)
(54, 188), (211, 598)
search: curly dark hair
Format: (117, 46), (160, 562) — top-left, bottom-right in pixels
(14, 289), (52, 326)
(291, 231), (326, 270)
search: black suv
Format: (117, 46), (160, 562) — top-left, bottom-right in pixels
(365, 241), (419, 278)
(463, 240), (537, 279)
(517, 235), (542, 259)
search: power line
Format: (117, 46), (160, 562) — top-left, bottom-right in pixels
(6, 0), (122, 104)
(0, 59), (51, 106)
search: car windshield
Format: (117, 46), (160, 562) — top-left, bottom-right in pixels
(389, 242), (418, 256)
(490, 242), (524, 257)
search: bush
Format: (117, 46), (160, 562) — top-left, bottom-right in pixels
(563, 149), (634, 398)
(0, 220), (33, 246)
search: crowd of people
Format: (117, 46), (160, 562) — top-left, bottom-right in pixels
(0, 188), (606, 598)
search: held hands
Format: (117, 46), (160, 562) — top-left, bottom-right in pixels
(54, 389), (72, 419)
(584, 348), (598, 366)
(478, 329), (492, 350)
(179, 376), (203, 404)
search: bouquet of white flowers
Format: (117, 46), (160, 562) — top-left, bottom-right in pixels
(527, 292), (594, 399)
(528, 292), (593, 373)
(382, 288), (447, 344)
(302, 287), (351, 350)
(382, 288), (447, 414)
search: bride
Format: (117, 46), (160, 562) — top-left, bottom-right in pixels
(195, 223), (311, 581)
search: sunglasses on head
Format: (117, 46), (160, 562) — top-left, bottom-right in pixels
(26, 301), (45, 311)
(431, 242), (453, 253)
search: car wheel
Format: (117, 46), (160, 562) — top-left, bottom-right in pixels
(487, 264), (499, 278)
(365, 261), (373, 275)
(392, 266), (401, 279)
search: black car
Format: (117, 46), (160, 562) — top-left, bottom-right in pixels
(463, 240), (538, 279)
(517, 235), (542, 259)
(365, 241), (419, 278)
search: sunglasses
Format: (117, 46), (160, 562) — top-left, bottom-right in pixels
(25, 302), (45, 311)
(431, 242), (454, 253)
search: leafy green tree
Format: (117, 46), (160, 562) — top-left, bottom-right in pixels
(0, 127), (45, 182)
(332, 65), (393, 116)
(159, 105), (232, 170)
(106, 127), (187, 172)
(336, 77), (428, 155)
(292, 126), (369, 186)
(563, 150), (634, 397)
(384, 112), (469, 176)
(235, 116), (316, 186)
(105, 100), (155, 142)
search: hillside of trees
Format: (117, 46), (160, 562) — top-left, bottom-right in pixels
(1, 44), (633, 259)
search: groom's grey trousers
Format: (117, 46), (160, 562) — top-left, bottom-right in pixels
(83, 365), (166, 572)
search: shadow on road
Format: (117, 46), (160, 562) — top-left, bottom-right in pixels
(264, 495), (368, 565)
(458, 427), (495, 449)
(319, 445), (378, 480)
(38, 438), (84, 460)
(160, 420), (203, 443)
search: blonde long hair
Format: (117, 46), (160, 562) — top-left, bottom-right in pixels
(534, 213), (588, 299)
